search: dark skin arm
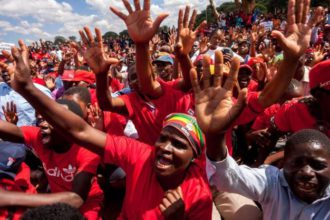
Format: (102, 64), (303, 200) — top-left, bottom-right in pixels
(258, 1), (324, 108)
(73, 27), (128, 115)
(0, 120), (24, 143)
(0, 41), (107, 158)
(174, 6), (206, 92)
(0, 172), (94, 208)
(110, 0), (168, 98)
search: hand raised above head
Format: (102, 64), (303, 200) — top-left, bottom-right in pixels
(110, 0), (169, 44)
(175, 6), (206, 57)
(271, 0), (324, 60)
(0, 40), (32, 92)
(71, 27), (118, 75)
(191, 50), (247, 135)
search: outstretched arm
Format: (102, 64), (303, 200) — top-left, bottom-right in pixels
(191, 51), (247, 161)
(0, 40), (107, 157)
(111, 0), (168, 98)
(73, 27), (128, 115)
(174, 6), (206, 92)
(258, 2), (324, 108)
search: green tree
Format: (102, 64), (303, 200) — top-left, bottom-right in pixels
(68, 36), (77, 41)
(103, 31), (118, 39)
(54, 36), (67, 45)
(119, 30), (129, 37)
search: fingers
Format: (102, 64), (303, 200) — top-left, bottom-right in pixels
(122, 0), (133, 14)
(84, 27), (95, 45)
(287, 0), (296, 25)
(159, 188), (183, 212)
(153, 13), (169, 32)
(183, 6), (190, 28)
(202, 55), (212, 89)
(134, 0), (141, 11)
(228, 88), (247, 125)
(223, 57), (240, 91)
(143, 0), (150, 11)
(190, 68), (201, 95)
(189, 9), (197, 30)
(95, 28), (103, 49)
(1, 50), (14, 62)
(214, 50), (223, 87)
(301, 0), (310, 24)
(194, 20), (206, 34)
(79, 29), (89, 47)
(295, 0), (304, 24)
(177, 8), (183, 40)
(110, 6), (128, 21)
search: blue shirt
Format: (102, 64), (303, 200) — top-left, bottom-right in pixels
(207, 155), (330, 220)
(0, 83), (52, 126)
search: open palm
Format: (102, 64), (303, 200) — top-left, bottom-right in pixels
(74, 27), (118, 75)
(191, 51), (247, 135)
(271, 0), (324, 59)
(110, 0), (168, 44)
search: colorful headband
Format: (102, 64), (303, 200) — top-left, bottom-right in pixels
(163, 113), (205, 157)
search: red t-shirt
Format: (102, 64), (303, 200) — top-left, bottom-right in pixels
(103, 135), (212, 220)
(21, 127), (103, 219)
(0, 163), (36, 220)
(252, 104), (281, 130)
(109, 77), (124, 93)
(273, 99), (330, 137)
(226, 92), (265, 155)
(103, 111), (126, 136)
(248, 79), (259, 92)
(119, 80), (194, 145)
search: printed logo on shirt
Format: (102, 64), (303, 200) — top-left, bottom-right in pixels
(44, 163), (77, 182)
(187, 108), (195, 116)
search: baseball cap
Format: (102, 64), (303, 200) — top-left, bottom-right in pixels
(239, 64), (253, 75)
(153, 55), (174, 65)
(61, 70), (75, 81)
(0, 142), (26, 179)
(309, 59), (330, 90)
(73, 70), (95, 84)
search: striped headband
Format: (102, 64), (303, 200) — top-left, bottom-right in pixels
(163, 113), (205, 157)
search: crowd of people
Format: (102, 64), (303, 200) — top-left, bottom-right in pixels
(0, 0), (329, 219)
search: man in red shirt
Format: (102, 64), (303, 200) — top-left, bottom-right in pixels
(0, 100), (103, 220)
(3, 41), (213, 219)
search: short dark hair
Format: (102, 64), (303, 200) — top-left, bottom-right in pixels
(56, 99), (84, 119)
(285, 129), (330, 155)
(21, 203), (85, 220)
(63, 86), (91, 105)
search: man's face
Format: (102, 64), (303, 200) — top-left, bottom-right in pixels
(284, 142), (330, 204)
(154, 62), (173, 81)
(238, 42), (249, 55)
(154, 127), (194, 179)
(238, 70), (252, 89)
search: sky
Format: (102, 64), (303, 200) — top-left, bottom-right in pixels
(0, 0), (230, 45)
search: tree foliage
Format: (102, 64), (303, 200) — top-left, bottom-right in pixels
(54, 36), (67, 45)
(103, 31), (118, 39)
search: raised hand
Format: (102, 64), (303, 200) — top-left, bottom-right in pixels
(199, 36), (209, 54)
(312, 44), (326, 65)
(175, 6), (206, 56)
(87, 103), (104, 131)
(72, 27), (118, 75)
(110, 0), (169, 44)
(159, 187), (185, 220)
(2, 101), (18, 125)
(271, 0), (324, 60)
(190, 51), (247, 135)
(0, 40), (32, 91)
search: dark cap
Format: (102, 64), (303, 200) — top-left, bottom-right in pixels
(0, 142), (26, 179)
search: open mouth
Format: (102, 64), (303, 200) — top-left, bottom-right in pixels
(295, 181), (318, 193)
(155, 155), (173, 170)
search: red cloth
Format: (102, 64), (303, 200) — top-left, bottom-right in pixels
(103, 135), (212, 220)
(32, 78), (46, 86)
(103, 111), (126, 136)
(226, 92), (265, 155)
(109, 77), (124, 93)
(21, 127), (103, 220)
(309, 59), (330, 90)
(273, 99), (330, 137)
(0, 163), (36, 220)
(119, 81), (193, 145)
(252, 104), (281, 130)
(248, 79), (259, 92)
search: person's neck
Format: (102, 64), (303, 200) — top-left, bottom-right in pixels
(51, 142), (72, 154)
(157, 173), (186, 191)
